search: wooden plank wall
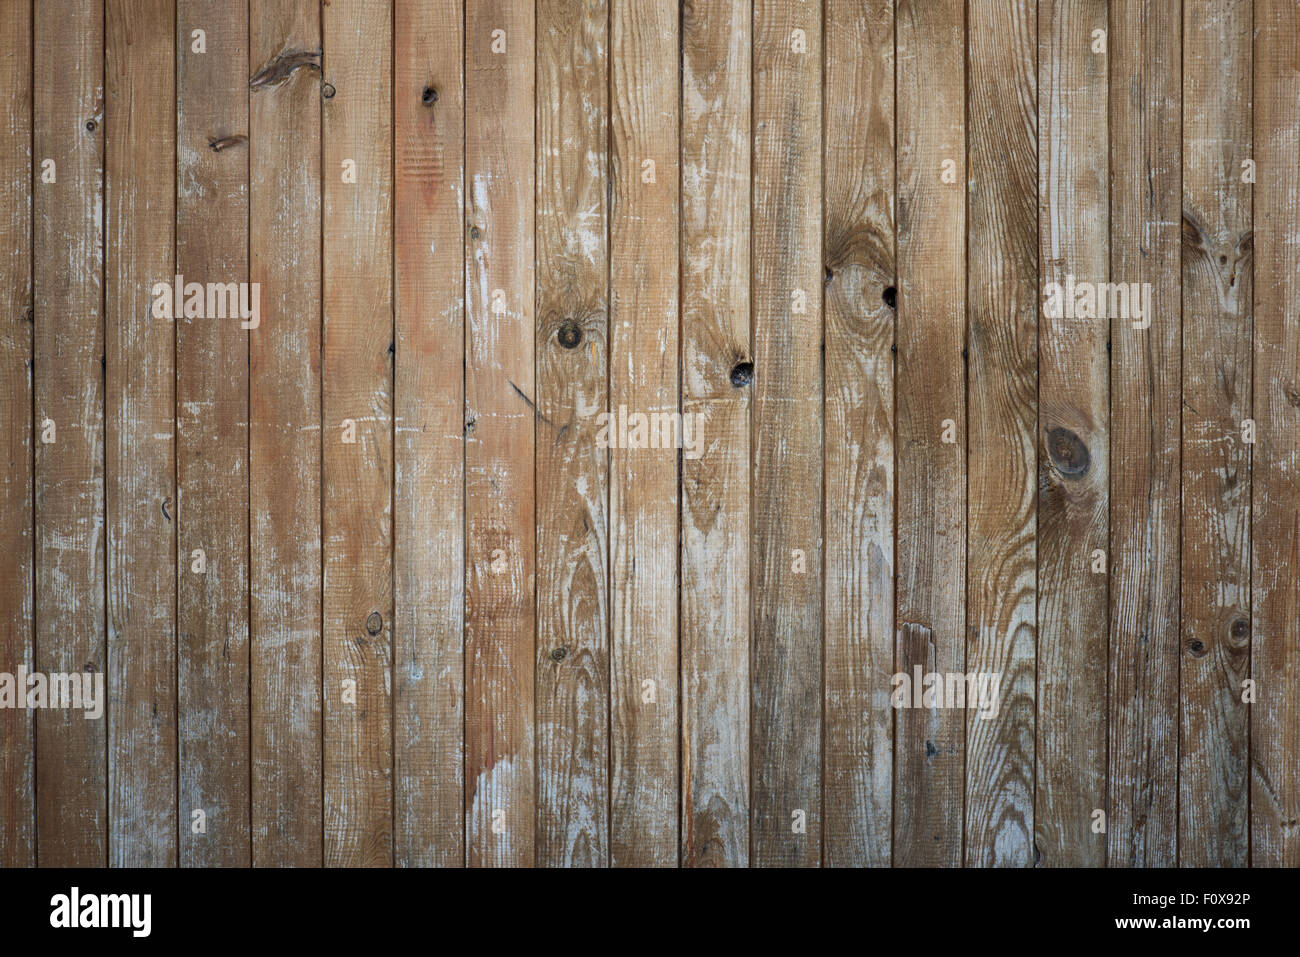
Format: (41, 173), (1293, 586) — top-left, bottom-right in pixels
(2, 0), (1298, 869)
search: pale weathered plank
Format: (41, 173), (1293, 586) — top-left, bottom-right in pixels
(608, 0), (680, 868)
(464, 0), (536, 867)
(536, 0), (610, 868)
(965, 0), (1037, 868)
(321, 0), (394, 867)
(822, 0), (893, 869)
(1107, 0), (1180, 868)
(105, 0), (177, 867)
(249, 0), (323, 867)
(680, 0), (750, 869)
(894, 0), (966, 867)
(1035, 0), (1109, 868)
(1251, 0), (1300, 869)
(1179, 0), (1251, 868)
(175, 0), (251, 868)
(0, 0), (34, 868)
(393, 0), (466, 868)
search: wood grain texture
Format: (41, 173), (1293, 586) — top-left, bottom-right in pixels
(393, 0), (465, 868)
(536, 0), (610, 868)
(750, 0), (823, 869)
(7, 0), (1300, 873)
(0, 0), (34, 868)
(822, 0), (893, 869)
(321, 0), (393, 868)
(894, 0), (966, 868)
(680, 0), (751, 869)
(1179, 0), (1251, 868)
(965, 0), (1037, 869)
(1251, 0), (1300, 869)
(464, 0), (536, 867)
(249, 0), (323, 867)
(176, 0), (251, 867)
(1035, 0), (1109, 869)
(1108, 0), (1181, 868)
(33, 0), (107, 870)
(105, 0), (177, 868)
(609, 0), (679, 868)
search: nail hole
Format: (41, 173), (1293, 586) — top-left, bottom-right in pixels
(882, 286), (897, 309)
(729, 361), (754, 388)
(557, 320), (582, 349)
(85, 120), (97, 132)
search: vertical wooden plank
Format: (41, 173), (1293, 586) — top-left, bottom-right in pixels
(535, 0), (609, 869)
(0, 0), (34, 868)
(822, 0), (893, 869)
(894, 0), (965, 867)
(33, 0), (107, 871)
(393, 0), (465, 868)
(680, 0), (750, 869)
(964, 0), (1036, 868)
(249, 0), (323, 867)
(1252, 0), (1300, 869)
(464, 0), (536, 867)
(1107, 0), (1180, 868)
(321, 0), (393, 868)
(105, 0), (177, 867)
(751, 0), (823, 868)
(176, 0), (251, 868)
(1035, 0), (1109, 869)
(1179, 0), (1251, 869)
(609, 0), (679, 868)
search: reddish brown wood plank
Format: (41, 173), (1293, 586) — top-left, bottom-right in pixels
(105, 0), (178, 867)
(0, 0), (35, 868)
(176, 0), (251, 867)
(249, 0), (324, 867)
(464, 0), (536, 867)
(393, 0), (466, 868)
(321, 0), (394, 867)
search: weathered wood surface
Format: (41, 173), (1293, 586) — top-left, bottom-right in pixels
(0, 0), (1294, 869)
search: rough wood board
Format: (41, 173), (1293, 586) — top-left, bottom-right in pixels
(321, 0), (394, 868)
(536, 0), (610, 868)
(1035, 0), (1109, 869)
(105, 0), (178, 868)
(609, 0), (679, 868)
(894, 0), (966, 868)
(1107, 0), (1181, 868)
(823, 0), (894, 869)
(680, 0), (750, 870)
(0, 0), (35, 869)
(248, 0), (324, 867)
(175, 0), (251, 868)
(1179, 0), (1252, 869)
(464, 0), (536, 867)
(393, 0), (466, 868)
